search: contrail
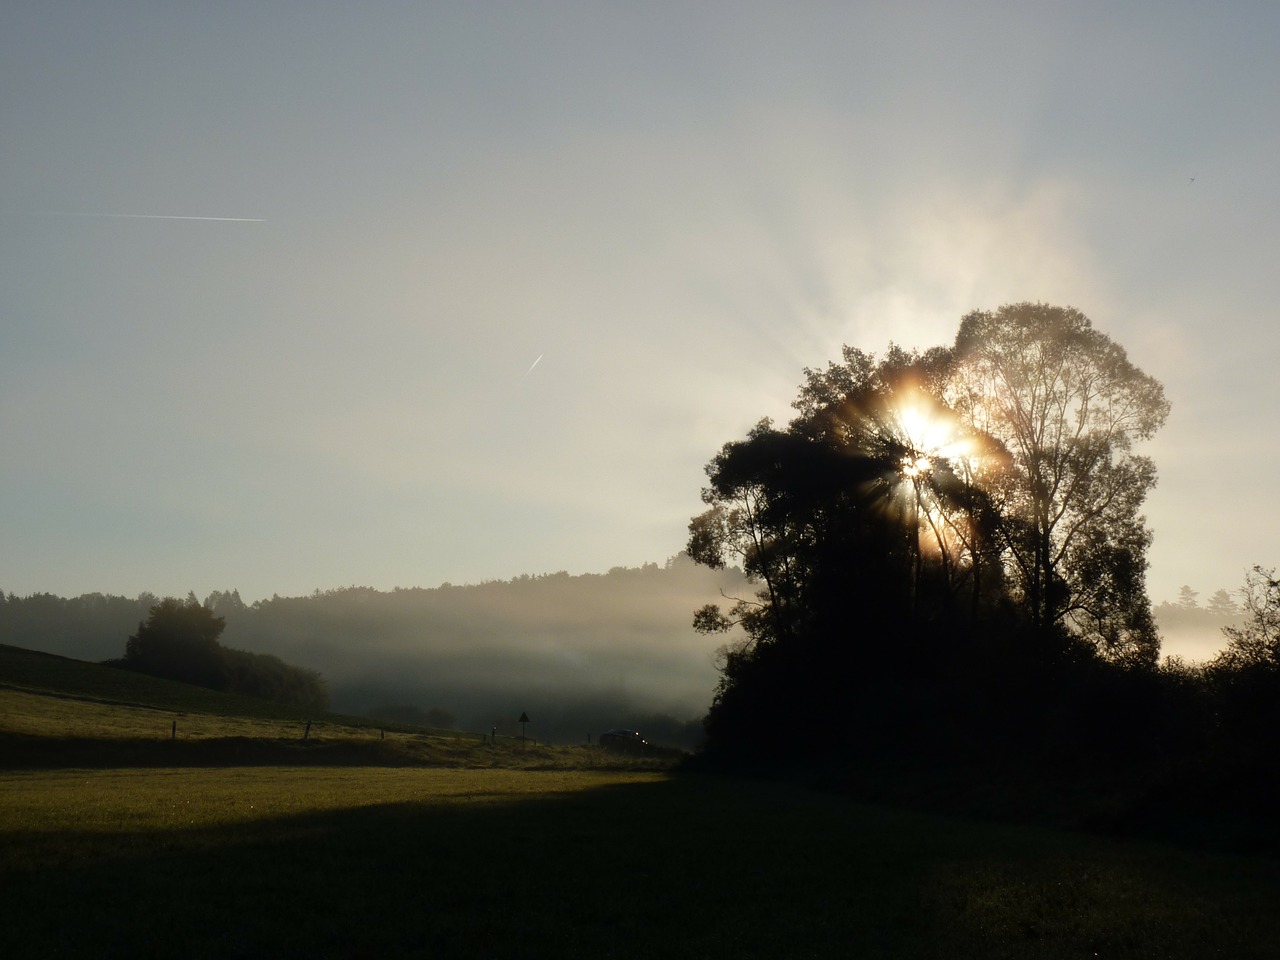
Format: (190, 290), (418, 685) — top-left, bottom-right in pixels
(522, 353), (544, 380)
(36, 212), (266, 222)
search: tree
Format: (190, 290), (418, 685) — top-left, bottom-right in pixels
(1207, 567), (1280, 756)
(687, 306), (1170, 758)
(688, 416), (907, 651)
(1217, 567), (1280, 669)
(124, 596), (229, 688)
(1177, 585), (1200, 610)
(688, 349), (1034, 756)
(204, 588), (247, 617)
(1206, 588), (1240, 621)
(949, 303), (1169, 664)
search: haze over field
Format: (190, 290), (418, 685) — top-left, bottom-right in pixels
(3, 5), (1278, 628)
(0, 559), (752, 744)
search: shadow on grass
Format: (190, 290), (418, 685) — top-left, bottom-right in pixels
(5, 773), (1280, 960)
(0, 734), (674, 773)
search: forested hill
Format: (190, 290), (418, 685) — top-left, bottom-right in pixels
(0, 556), (748, 742)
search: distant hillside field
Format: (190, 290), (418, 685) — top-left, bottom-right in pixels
(1, 558), (745, 749)
(0, 643), (679, 770)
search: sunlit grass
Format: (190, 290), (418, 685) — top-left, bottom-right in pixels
(0, 643), (325, 720)
(0, 687), (322, 740)
(0, 767), (663, 863)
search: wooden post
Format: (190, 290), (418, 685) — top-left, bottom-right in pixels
(304, 720), (311, 741)
(171, 720), (176, 741)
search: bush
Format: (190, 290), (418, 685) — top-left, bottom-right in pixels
(118, 596), (328, 710)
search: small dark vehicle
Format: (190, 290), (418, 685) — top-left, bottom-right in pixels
(598, 728), (650, 754)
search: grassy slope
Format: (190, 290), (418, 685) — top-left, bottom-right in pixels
(0, 642), (352, 720)
(0, 643), (675, 771)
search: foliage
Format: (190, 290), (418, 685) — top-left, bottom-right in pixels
(1207, 587), (1241, 620)
(950, 303), (1169, 663)
(688, 416), (907, 651)
(1205, 567), (1280, 754)
(123, 596), (229, 688)
(689, 303), (1171, 760)
(0, 591), (154, 661)
(117, 597), (329, 711)
(1216, 566), (1280, 669)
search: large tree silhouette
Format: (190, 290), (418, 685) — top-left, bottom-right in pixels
(949, 303), (1169, 664)
(688, 304), (1168, 754)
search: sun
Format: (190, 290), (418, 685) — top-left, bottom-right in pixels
(893, 399), (968, 473)
(880, 388), (981, 564)
(901, 452), (932, 479)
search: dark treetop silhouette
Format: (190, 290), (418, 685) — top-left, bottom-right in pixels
(689, 303), (1170, 759)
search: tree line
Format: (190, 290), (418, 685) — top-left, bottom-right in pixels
(688, 302), (1279, 786)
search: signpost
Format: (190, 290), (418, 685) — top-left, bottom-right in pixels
(519, 712), (530, 746)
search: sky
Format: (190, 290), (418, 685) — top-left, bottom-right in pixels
(3, 1), (1278, 616)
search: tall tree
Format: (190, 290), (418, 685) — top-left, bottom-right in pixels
(688, 417), (907, 650)
(690, 350), (1014, 653)
(792, 345), (1014, 618)
(687, 305), (1169, 757)
(949, 303), (1169, 664)
(1207, 588), (1240, 621)
(1217, 566), (1280, 669)
(124, 596), (228, 688)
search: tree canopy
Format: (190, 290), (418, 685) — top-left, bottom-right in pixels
(1216, 566), (1280, 670)
(949, 303), (1169, 662)
(124, 596), (229, 689)
(689, 303), (1170, 757)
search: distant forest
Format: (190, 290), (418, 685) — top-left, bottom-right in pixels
(0, 556), (746, 749)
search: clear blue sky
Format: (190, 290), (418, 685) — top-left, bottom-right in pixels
(2, 2), (1277, 609)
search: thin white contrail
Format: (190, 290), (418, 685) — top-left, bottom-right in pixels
(36, 212), (266, 222)
(522, 353), (544, 380)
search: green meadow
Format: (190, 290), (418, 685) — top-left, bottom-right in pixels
(4, 644), (1280, 958)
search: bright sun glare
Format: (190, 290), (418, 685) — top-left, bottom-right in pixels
(901, 454), (932, 478)
(893, 401), (968, 477)
(883, 392), (980, 562)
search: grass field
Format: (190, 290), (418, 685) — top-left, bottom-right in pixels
(4, 644), (1280, 958)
